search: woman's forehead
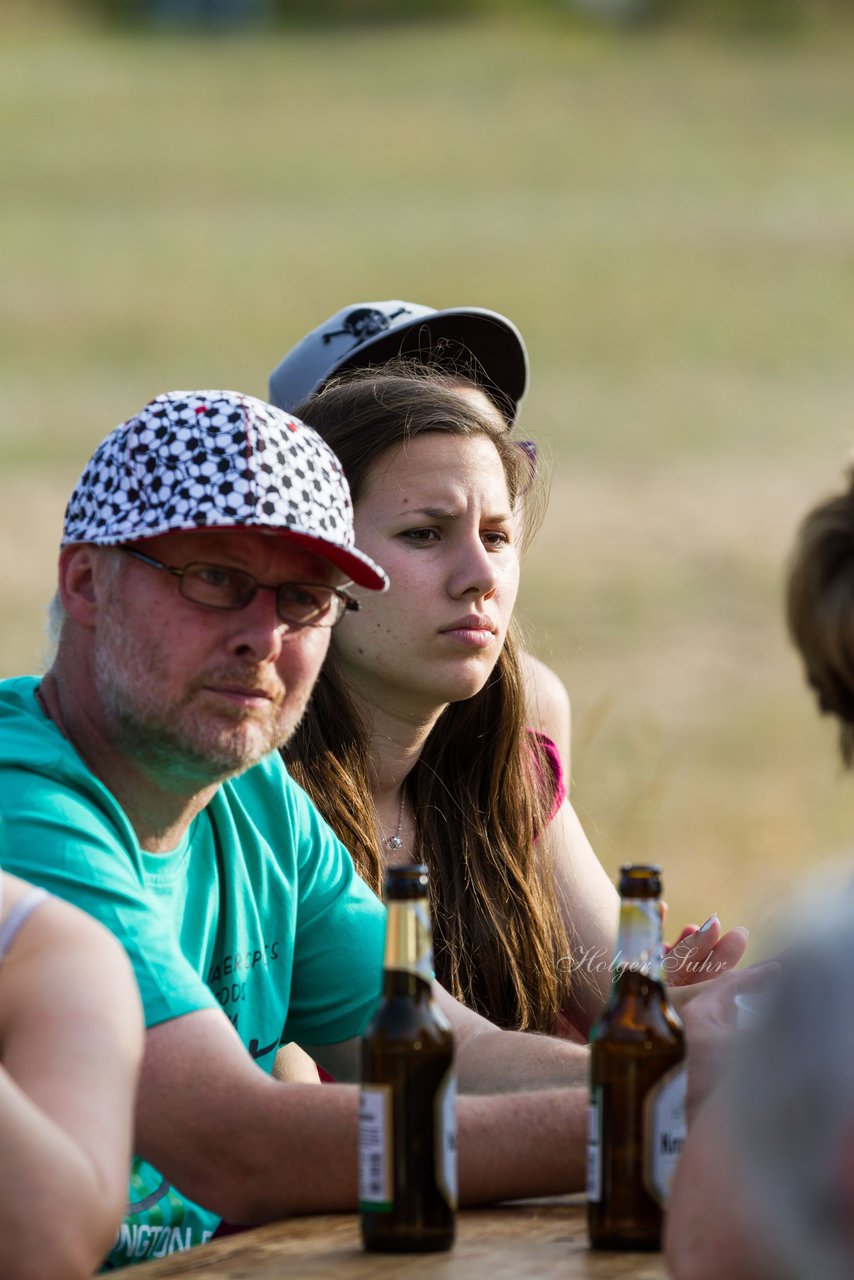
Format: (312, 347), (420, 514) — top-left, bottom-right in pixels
(359, 432), (511, 506)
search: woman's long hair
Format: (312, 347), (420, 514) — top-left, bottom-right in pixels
(285, 364), (573, 1031)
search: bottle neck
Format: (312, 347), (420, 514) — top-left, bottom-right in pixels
(383, 896), (435, 994)
(613, 897), (665, 986)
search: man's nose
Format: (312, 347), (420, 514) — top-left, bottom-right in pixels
(224, 590), (292, 663)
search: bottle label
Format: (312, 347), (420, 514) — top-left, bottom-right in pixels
(384, 900), (435, 983)
(358, 1085), (393, 1212)
(614, 901), (664, 981)
(644, 1064), (687, 1206)
(434, 1070), (458, 1209)
(586, 1088), (603, 1203)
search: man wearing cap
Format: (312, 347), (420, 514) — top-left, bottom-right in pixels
(0, 389), (740, 1268)
(0, 388), (588, 1267)
(267, 298), (573, 778)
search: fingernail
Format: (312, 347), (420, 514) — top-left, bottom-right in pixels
(697, 914), (719, 934)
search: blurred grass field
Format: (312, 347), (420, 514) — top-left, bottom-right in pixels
(3, 4), (854, 943)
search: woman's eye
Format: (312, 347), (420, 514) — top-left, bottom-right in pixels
(482, 531), (510, 549)
(399, 528), (439, 544)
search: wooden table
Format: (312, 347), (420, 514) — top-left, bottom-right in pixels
(130, 1199), (668, 1278)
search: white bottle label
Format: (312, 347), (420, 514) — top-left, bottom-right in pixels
(613, 900), (665, 981)
(435, 1070), (458, 1208)
(586, 1089), (602, 1203)
(644, 1064), (686, 1206)
(358, 1086), (392, 1211)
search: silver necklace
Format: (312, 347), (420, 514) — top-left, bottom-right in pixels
(380, 790), (406, 852)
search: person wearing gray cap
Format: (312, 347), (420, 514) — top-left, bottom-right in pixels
(268, 299), (573, 780)
(0, 387), (744, 1269)
(268, 299), (530, 426)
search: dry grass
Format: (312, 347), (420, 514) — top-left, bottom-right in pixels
(4, 9), (854, 942)
(521, 459), (854, 942)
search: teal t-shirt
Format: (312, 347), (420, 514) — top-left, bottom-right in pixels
(0, 676), (386, 1268)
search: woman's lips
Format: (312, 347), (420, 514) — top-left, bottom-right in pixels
(439, 618), (497, 648)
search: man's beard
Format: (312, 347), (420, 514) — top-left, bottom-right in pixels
(92, 618), (308, 787)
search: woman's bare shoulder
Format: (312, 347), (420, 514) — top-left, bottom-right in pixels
(519, 651), (572, 775)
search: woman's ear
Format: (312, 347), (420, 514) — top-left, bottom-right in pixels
(58, 545), (108, 628)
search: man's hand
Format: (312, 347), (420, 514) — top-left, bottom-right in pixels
(672, 962), (779, 1118)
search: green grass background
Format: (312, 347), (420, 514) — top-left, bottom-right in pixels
(4, 3), (854, 944)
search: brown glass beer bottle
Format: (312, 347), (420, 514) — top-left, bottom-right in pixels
(360, 864), (456, 1252)
(587, 863), (686, 1251)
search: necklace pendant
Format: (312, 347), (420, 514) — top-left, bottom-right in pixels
(387, 835), (403, 851)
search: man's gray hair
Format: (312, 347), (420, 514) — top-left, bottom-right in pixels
(43, 546), (126, 671)
(43, 592), (67, 670)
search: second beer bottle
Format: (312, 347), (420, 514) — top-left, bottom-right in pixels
(359, 864), (456, 1252)
(587, 863), (686, 1251)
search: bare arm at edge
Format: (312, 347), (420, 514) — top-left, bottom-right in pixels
(0, 877), (143, 1280)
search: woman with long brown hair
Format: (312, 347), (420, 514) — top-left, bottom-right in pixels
(277, 363), (744, 1049)
(287, 363), (594, 1033)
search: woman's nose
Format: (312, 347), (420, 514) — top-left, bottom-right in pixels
(448, 536), (498, 600)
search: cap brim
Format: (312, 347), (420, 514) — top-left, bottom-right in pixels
(332, 307), (528, 423)
(269, 529), (388, 591)
(126, 524), (389, 592)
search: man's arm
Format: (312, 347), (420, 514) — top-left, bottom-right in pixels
(138, 1003), (589, 1225)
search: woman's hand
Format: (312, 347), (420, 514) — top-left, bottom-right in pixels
(663, 915), (749, 987)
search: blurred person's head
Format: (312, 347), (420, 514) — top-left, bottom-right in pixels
(786, 462), (854, 765)
(729, 880), (854, 1280)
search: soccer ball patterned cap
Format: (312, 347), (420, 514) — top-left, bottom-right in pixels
(62, 390), (389, 591)
(268, 300), (529, 424)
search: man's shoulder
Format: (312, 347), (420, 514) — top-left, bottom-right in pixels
(0, 674), (39, 717)
(219, 753), (373, 893)
(0, 674), (135, 854)
(0, 675), (64, 768)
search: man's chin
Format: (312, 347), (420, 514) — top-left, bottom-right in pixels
(200, 732), (278, 778)
(111, 705), (302, 784)
(199, 716), (300, 777)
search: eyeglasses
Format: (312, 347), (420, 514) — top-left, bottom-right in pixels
(117, 547), (360, 629)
